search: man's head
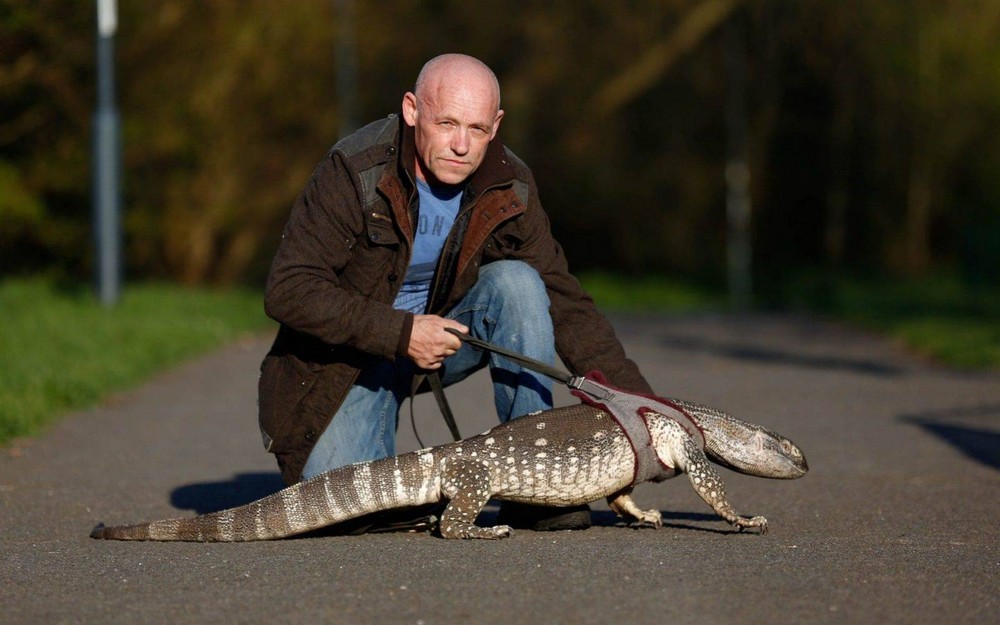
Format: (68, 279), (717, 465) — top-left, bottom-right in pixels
(402, 54), (504, 186)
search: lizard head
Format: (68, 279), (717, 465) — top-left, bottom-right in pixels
(705, 425), (809, 479)
(669, 398), (809, 479)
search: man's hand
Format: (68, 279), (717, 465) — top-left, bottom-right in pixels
(407, 315), (468, 370)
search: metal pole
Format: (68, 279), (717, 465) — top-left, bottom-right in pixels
(334, 0), (359, 137)
(93, 0), (122, 306)
(725, 13), (752, 310)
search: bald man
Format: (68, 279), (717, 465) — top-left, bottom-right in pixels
(259, 54), (651, 532)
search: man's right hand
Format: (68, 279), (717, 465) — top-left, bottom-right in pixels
(407, 315), (468, 370)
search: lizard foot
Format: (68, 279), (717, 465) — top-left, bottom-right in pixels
(440, 522), (513, 540)
(732, 515), (768, 535)
(628, 509), (663, 530)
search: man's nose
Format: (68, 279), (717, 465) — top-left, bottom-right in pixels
(451, 129), (470, 155)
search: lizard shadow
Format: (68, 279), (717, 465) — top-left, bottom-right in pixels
(590, 510), (742, 535)
(170, 472), (285, 515)
(169, 477), (750, 537)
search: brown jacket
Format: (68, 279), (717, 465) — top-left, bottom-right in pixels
(259, 114), (651, 484)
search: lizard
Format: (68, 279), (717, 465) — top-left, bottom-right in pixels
(91, 396), (807, 541)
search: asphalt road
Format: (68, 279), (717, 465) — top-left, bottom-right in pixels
(2, 314), (998, 624)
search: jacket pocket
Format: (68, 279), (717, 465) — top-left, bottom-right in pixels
(258, 354), (319, 452)
(365, 210), (400, 246)
(487, 227), (524, 257)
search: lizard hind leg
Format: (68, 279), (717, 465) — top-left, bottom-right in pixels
(607, 487), (663, 529)
(438, 458), (511, 539)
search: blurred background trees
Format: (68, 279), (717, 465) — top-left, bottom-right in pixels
(2, 0), (998, 290)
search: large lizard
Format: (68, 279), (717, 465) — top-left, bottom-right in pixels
(91, 397), (808, 541)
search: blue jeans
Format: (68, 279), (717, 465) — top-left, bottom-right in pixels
(301, 260), (556, 480)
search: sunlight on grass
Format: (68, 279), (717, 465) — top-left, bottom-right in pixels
(578, 272), (723, 312)
(0, 278), (273, 444)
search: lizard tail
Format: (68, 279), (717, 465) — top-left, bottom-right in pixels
(90, 451), (442, 541)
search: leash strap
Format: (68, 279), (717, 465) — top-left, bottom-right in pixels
(410, 372), (463, 446)
(443, 328), (575, 385)
(428, 372), (461, 441)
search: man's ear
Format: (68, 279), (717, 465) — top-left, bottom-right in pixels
(402, 92), (418, 127)
(490, 109), (505, 140)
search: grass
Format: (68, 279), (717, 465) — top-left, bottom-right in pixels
(580, 270), (1000, 370)
(0, 278), (274, 444)
(578, 272), (724, 312)
(783, 272), (1000, 370)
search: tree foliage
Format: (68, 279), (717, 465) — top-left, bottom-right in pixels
(1, 0), (998, 285)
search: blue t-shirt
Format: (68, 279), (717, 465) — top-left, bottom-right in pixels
(392, 179), (463, 314)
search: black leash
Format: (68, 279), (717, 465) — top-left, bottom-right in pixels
(443, 328), (581, 387)
(409, 371), (461, 449)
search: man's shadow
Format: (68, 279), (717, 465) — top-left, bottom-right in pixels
(171, 472), (285, 514)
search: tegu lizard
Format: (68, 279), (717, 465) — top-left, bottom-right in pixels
(91, 399), (808, 541)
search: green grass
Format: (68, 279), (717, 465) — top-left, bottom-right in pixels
(581, 270), (1000, 370)
(0, 278), (274, 444)
(578, 272), (724, 312)
(789, 273), (1000, 370)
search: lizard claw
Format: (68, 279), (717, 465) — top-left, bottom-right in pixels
(732, 515), (768, 535)
(628, 509), (663, 529)
(491, 524), (513, 538)
(440, 522), (513, 539)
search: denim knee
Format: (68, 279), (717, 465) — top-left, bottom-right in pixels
(478, 260), (550, 315)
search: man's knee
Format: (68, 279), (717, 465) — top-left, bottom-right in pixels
(478, 260), (548, 310)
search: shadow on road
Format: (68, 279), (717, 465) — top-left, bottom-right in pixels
(657, 334), (904, 376)
(901, 404), (1000, 471)
(167, 477), (763, 535)
(171, 472), (285, 514)
(591, 510), (741, 534)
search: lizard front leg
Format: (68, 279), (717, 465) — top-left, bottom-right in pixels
(439, 458), (511, 539)
(681, 438), (768, 534)
(607, 487), (662, 529)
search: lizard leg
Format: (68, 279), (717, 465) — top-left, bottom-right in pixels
(681, 438), (768, 534)
(439, 459), (511, 540)
(607, 487), (662, 529)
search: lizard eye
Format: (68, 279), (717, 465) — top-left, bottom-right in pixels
(780, 440), (793, 455)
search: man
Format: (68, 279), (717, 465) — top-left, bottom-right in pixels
(259, 54), (651, 531)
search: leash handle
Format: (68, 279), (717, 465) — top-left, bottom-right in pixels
(444, 328), (575, 386)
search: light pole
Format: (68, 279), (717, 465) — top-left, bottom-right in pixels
(725, 13), (752, 310)
(334, 0), (359, 137)
(93, 0), (121, 306)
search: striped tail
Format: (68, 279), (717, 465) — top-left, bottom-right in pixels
(91, 450), (442, 541)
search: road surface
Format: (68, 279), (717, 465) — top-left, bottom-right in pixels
(2, 313), (997, 624)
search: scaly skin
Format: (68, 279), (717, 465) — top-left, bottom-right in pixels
(91, 401), (807, 541)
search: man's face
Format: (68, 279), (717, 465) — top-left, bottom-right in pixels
(402, 83), (504, 186)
